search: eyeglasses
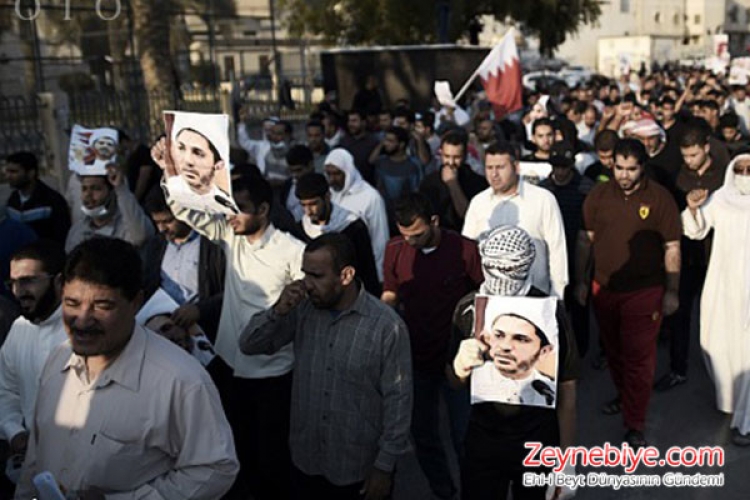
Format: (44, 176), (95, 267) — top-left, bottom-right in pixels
(4, 274), (54, 289)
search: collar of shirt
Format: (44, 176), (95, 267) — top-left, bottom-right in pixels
(246, 223), (277, 250)
(62, 324), (147, 392)
(489, 178), (525, 203)
(168, 230), (199, 249)
(329, 284), (371, 323)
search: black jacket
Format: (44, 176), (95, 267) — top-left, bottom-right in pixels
(141, 234), (226, 341)
(6, 180), (71, 244)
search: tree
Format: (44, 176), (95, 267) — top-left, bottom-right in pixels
(280, 0), (601, 56)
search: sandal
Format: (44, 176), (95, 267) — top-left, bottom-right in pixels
(625, 429), (648, 449)
(601, 397), (621, 415)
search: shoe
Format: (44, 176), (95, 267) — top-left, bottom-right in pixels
(625, 429), (648, 450)
(653, 372), (687, 392)
(732, 428), (750, 447)
(601, 396), (621, 415)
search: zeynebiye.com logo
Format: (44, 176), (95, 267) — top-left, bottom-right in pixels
(15, 0), (122, 21)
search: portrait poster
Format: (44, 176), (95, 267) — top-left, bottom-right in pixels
(136, 288), (216, 367)
(68, 125), (119, 175)
(518, 161), (552, 185)
(162, 111), (238, 215)
(470, 295), (559, 408)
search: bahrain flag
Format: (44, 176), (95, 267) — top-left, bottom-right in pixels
(478, 28), (523, 119)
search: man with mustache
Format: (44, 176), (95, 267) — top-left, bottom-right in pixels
(163, 129), (238, 215)
(0, 241), (67, 483)
(479, 313), (556, 406)
(14, 237), (238, 499)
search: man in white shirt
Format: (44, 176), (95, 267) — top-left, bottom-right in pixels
(324, 148), (388, 282)
(152, 136), (304, 500)
(0, 241), (67, 469)
(15, 237), (238, 499)
(462, 142), (568, 298)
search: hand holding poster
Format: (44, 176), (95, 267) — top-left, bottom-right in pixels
(136, 288), (216, 367)
(158, 111), (238, 215)
(470, 295), (559, 408)
(68, 125), (119, 175)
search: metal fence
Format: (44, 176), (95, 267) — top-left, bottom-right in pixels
(67, 88), (223, 146)
(0, 94), (47, 165)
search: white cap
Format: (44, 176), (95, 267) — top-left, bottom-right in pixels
(136, 289), (179, 325)
(168, 111), (230, 164)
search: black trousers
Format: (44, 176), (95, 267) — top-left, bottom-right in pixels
(666, 265), (707, 376)
(564, 286), (590, 357)
(212, 358), (293, 500)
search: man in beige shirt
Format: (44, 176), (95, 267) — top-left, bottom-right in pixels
(15, 237), (238, 500)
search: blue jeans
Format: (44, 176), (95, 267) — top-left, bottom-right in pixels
(411, 369), (470, 499)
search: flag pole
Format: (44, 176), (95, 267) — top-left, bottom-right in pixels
(453, 26), (514, 104)
(453, 67), (482, 104)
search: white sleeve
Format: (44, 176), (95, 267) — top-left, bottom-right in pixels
(367, 193), (389, 283)
(543, 195), (569, 298)
(681, 202), (714, 241)
(0, 327), (25, 441)
(114, 183), (155, 248)
(461, 199), (479, 240)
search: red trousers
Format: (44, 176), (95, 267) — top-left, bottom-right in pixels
(592, 282), (664, 432)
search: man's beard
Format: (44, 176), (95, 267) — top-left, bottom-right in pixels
(18, 285), (58, 322)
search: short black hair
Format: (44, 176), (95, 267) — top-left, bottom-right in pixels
(305, 233), (356, 273)
(386, 126), (409, 146)
(440, 129), (468, 149)
(416, 110), (435, 129)
(11, 239), (66, 276)
(231, 174), (273, 215)
(394, 106), (415, 124)
(64, 237), (142, 301)
(680, 125), (710, 148)
(231, 163), (262, 179)
(494, 313), (550, 347)
(719, 112), (740, 130)
(144, 186), (169, 214)
(286, 144), (314, 167)
(485, 141), (519, 162)
(306, 120), (324, 132)
(660, 96), (676, 107)
(532, 118), (554, 135)
(699, 100), (720, 112)
(347, 109), (366, 120)
(394, 193), (436, 227)
(6, 151), (38, 173)
(614, 138), (647, 166)
(295, 172), (329, 200)
(594, 129), (619, 152)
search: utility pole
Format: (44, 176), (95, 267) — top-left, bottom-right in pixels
(269, 0), (281, 112)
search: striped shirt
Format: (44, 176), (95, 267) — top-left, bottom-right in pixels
(240, 286), (413, 485)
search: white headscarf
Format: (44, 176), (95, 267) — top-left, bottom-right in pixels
(324, 148), (364, 204)
(714, 154), (750, 328)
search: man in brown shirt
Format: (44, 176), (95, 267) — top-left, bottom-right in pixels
(575, 138), (681, 448)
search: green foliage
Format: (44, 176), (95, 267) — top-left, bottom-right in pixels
(280, 0), (601, 55)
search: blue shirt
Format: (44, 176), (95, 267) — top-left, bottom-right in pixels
(160, 231), (200, 305)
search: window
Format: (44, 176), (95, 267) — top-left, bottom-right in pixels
(655, 12), (661, 23)
(621, 0), (629, 13)
(695, 14), (701, 25)
(746, 8), (750, 23)
(728, 6), (738, 24)
(674, 12), (680, 26)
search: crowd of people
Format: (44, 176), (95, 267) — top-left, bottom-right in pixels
(0, 62), (749, 499)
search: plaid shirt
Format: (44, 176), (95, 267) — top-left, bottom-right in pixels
(240, 286), (413, 485)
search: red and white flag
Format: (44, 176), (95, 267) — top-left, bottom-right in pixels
(478, 28), (522, 119)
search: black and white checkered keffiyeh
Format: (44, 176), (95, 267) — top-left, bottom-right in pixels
(478, 225), (536, 296)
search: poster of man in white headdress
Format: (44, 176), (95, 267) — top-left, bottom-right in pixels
(68, 125), (119, 175)
(470, 295), (559, 408)
(161, 111), (238, 215)
(136, 288), (216, 367)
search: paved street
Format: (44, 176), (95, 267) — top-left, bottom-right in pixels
(394, 319), (750, 499)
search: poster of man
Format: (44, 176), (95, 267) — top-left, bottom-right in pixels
(68, 125), (119, 175)
(470, 295), (559, 408)
(161, 111), (238, 215)
(136, 288), (216, 367)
